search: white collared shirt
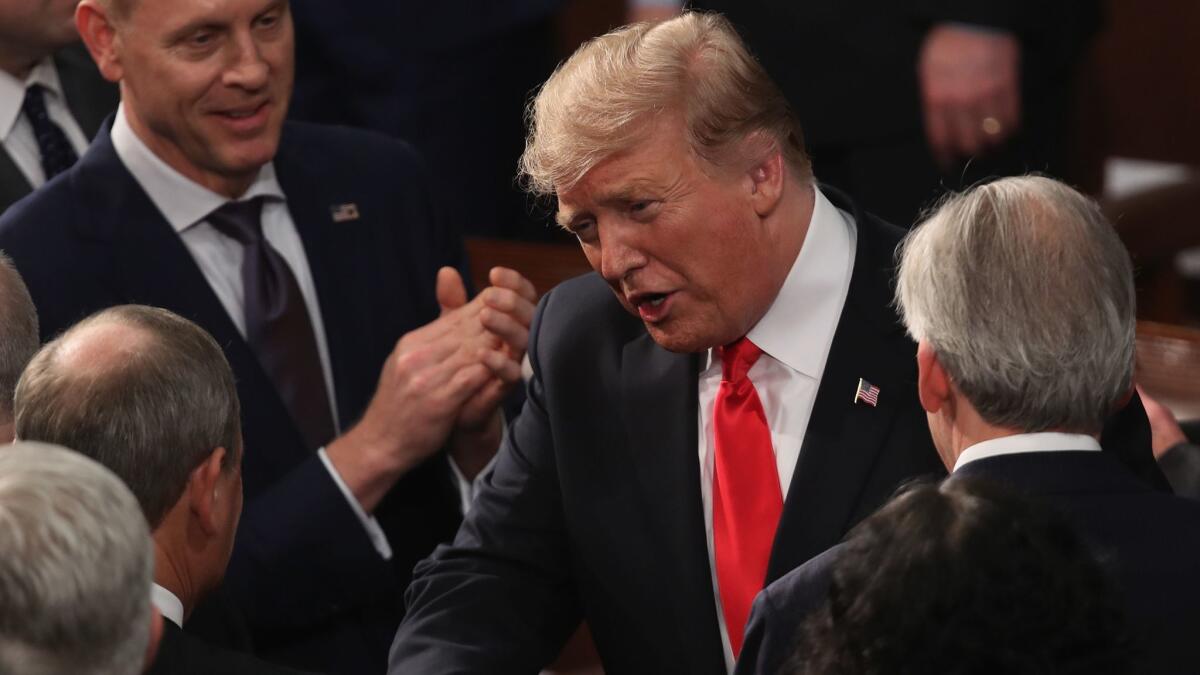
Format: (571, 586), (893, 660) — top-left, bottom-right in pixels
(151, 583), (185, 628)
(0, 58), (89, 189)
(109, 105), (405, 558)
(698, 186), (857, 673)
(953, 432), (1102, 473)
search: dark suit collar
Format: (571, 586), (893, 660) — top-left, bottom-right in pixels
(767, 187), (921, 578)
(953, 450), (1154, 497)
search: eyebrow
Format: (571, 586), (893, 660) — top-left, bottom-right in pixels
(555, 181), (664, 228)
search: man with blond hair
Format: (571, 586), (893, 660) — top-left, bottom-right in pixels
(390, 13), (1159, 675)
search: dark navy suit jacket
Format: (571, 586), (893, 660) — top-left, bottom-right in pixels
(737, 451), (1200, 675)
(390, 191), (949, 675)
(0, 120), (466, 674)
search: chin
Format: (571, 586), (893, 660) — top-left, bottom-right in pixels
(645, 324), (714, 354)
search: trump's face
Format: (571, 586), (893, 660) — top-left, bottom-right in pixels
(85, 0), (294, 196)
(556, 115), (784, 353)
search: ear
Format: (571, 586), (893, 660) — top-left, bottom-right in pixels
(76, 1), (123, 84)
(187, 447), (228, 537)
(916, 340), (952, 414)
(745, 138), (785, 218)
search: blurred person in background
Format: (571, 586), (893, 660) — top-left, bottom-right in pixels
(0, 251), (38, 442)
(0, 440), (161, 675)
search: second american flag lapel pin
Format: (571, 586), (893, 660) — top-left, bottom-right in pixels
(853, 378), (880, 407)
(330, 202), (360, 223)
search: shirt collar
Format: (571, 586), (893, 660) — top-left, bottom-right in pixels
(737, 185), (855, 377)
(151, 583), (185, 628)
(0, 57), (66, 140)
(953, 432), (1102, 472)
(111, 102), (286, 233)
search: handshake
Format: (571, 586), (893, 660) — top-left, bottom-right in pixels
(326, 266), (537, 512)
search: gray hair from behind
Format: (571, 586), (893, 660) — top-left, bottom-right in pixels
(14, 305), (241, 528)
(0, 440), (153, 675)
(520, 10), (811, 198)
(896, 175), (1136, 434)
(0, 251), (39, 425)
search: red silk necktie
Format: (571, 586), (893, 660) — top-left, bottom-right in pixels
(712, 337), (783, 658)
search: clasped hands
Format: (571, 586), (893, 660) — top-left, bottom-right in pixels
(328, 266), (536, 512)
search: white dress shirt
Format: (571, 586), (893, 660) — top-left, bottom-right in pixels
(953, 432), (1102, 473)
(0, 58), (90, 189)
(698, 187), (856, 672)
(111, 105), (482, 560)
(151, 583), (185, 628)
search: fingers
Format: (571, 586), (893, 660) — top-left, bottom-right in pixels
(437, 266), (469, 315)
(488, 267), (537, 303)
(479, 285), (536, 329)
(479, 347), (523, 383)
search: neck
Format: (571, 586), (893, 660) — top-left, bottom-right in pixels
(0, 49), (42, 81)
(152, 537), (198, 620)
(767, 178), (816, 287)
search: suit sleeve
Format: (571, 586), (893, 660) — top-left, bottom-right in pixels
(388, 289), (582, 673)
(734, 589), (785, 675)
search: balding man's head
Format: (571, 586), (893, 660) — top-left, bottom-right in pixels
(14, 305), (240, 528)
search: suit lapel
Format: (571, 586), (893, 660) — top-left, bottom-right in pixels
(767, 192), (918, 579)
(273, 136), (360, 428)
(0, 148), (32, 211)
(620, 335), (726, 674)
(77, 124), (310, 459)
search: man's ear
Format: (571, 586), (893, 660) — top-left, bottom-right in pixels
(744, 135), (785, 218)
(76, 1), (123, 84)
(916, 340), (952, 414)
(187, 447), (228, 537)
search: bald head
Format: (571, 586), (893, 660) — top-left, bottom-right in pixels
(14, 305), (240, 527)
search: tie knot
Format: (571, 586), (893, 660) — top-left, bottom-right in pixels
(208, 197), (266, 245)
(719, 337), (762, 382)
(21, 84), (49, 120)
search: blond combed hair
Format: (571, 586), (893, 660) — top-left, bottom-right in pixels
(520, 11), (811, 197)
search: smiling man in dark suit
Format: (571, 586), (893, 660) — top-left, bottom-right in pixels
(0, 0), (118, 212)
(0, 0), (535, 672)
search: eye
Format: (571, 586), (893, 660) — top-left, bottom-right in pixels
(190, 30), (215, 47)
(570, 220), (598, 244)
(256, 11), (281, 29)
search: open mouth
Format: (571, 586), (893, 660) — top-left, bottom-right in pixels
(630, 291), (674, 323)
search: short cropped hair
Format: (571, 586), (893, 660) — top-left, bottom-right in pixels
(896, 176), (1135, 434)
(0, 441), (153, 675)
(14, 305), (241, 528)
(520, 11), (810, 197)
(793, 477), (1133, 674)
(0, 252), (39, 424)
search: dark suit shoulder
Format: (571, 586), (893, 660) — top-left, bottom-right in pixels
(532, 272), (647, 362)
(148, 622), (318, 675)
(277, 121), (427, 179)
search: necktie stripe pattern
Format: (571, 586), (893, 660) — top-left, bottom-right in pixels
(711, 337), (783, 658)
(21, 85), (79, 180)
(207, 197), (336, 451)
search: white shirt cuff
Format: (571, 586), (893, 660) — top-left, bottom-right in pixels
(317, 447), (393, 560)
(447, 450), (499, 516)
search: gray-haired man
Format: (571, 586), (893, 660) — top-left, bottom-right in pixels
(737, 176), (1200, 675)
(0, 440), (159, 675)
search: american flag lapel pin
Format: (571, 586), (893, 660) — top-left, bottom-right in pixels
(330, 202), (360, 223)
(854, 378), (880, 407)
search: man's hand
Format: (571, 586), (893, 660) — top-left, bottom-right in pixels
(325, 266), (535, 510)
(439, 267), (538, 479)
(1138, 385), (1189, 460)
(918, 24), (1021, 166)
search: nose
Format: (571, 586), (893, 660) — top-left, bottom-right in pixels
(596, 221), (648, 284)
(223, 31), (270, 91)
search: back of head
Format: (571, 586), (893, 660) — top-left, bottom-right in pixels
(0, 252), (39, 432)
(896, 176), (1135, 434)
(520, 10), (810, 198)
(794, 477), (1133, 674)
(0, 441), (153, 675)
(13, 305), (240, 528)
